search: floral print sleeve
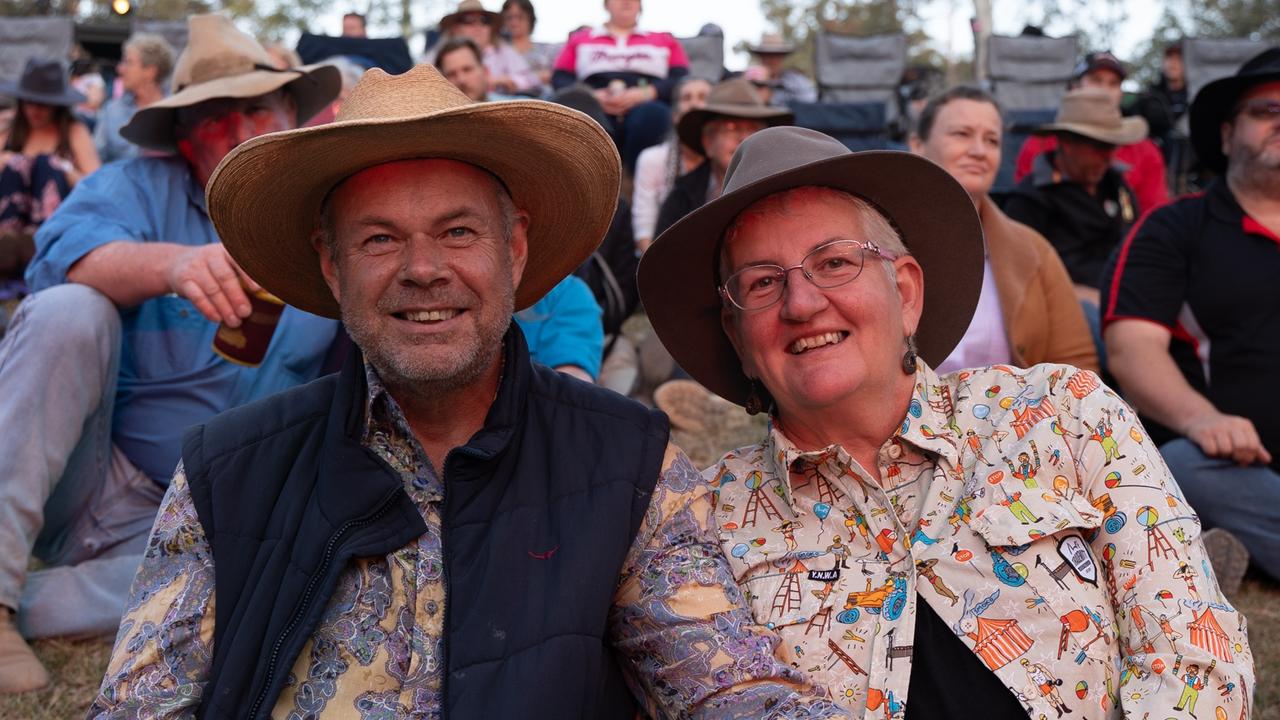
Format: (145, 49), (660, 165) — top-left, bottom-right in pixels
(611, 444), (849, 720)
(87, 463), (216, 719)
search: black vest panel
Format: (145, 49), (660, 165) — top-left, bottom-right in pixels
(184, 328), (669, 719)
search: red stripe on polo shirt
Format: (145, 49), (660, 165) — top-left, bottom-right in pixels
(1102, 191), (1205, 328)
(1243, 216), (1280, 246)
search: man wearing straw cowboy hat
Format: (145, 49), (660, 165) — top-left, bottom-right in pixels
(88, 64), (851, 719)
(0, 15), (341, 693)
(655, 76), (793, 236)
(746, 32), (817, 107)
(1003, 87), (1146, 307)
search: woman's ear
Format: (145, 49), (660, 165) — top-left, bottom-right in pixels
(894, 255), (925, 338)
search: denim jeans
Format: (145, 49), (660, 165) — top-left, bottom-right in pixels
(1161, 437), (1280, 581)
(608, 100), (672, 174)
(0, 284), (164, 638)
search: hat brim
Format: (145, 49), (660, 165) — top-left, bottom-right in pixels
(678, 105), (795, 155)
(748, 45), (797, 55)
(120, 64), (341, 152)
(207, 100), (620, 318)
(1190, 69), (1280, 174)
(637, 150), (983, 407)
(0, 83), (86, 108)
(1035, 116), (1148, 146)
(440, 10), (502, 31)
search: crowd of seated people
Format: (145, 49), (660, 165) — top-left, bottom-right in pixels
(0, 7), (1275, 717)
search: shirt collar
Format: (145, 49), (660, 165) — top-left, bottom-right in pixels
(760, 363), (961, 509)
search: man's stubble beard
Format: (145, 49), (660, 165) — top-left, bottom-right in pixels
(342, 280), (516, 399)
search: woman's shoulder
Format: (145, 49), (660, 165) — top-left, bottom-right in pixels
(700, 441), (768, 480)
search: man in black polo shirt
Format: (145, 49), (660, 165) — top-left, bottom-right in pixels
(1101, 48), (1280, 593)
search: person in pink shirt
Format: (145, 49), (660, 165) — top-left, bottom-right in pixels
(1014, 51), (1169, 214)
(551, 0), (690, 171)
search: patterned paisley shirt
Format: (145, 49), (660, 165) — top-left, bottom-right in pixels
(88, 364), (850, 720)
(707, 363), (1255, 720)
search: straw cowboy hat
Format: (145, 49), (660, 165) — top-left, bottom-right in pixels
(440, 0), (502, 33)
(0, 58), (85, 107)
(1034, 87), (1148, 146)
(677, 76), (794, 155)
(1190, 47), (1280, 174)
(637, 127), (983, 407)
(206, 63), (621, 318)
(747, 33), (797, 56)
(120, 14), (341, 152)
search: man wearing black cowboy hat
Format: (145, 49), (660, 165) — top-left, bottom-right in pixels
(1102, 47), (1280, 594)
(0, 15), (342, 693)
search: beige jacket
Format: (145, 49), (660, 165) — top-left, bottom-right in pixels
(983, 195), (1100, 374)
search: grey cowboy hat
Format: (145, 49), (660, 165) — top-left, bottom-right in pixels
(637, 126), (984, 407)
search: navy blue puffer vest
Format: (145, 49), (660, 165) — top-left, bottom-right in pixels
(183, 327), (668, 719)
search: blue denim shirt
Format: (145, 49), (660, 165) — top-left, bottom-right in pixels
(27, 156), (339, 482)
(92, 93), (140, 164)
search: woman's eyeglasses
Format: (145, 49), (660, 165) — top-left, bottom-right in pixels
(719, 239), (900, 311)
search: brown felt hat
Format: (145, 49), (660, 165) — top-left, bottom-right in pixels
(440, 0), (502, 34)
(1035, 87), (1148, 146)
(206, 63), (621, 318)
(677, 76), (794, 155)
(637, 127), (983, 407)
(120, 15), (339, 153)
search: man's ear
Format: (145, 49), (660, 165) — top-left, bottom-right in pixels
(314, 230), (341, 304)
(1220, 120), (1233, 158)
(907, 133), (924, 155)
(508, 209), (531, 289)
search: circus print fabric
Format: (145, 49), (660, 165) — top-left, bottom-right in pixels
(88, 363), (845, 719)
(708, 363), (1254, 720)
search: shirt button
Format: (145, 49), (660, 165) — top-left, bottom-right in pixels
(887, 444), (903, 459)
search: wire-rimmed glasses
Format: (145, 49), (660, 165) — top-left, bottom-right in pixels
(719, 239), (899, 311)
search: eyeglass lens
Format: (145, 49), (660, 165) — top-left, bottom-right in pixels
(725, 241), (869, 310)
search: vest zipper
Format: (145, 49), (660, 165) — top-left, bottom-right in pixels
(438, 445), (487, 718)
(247, 492), (400, 719)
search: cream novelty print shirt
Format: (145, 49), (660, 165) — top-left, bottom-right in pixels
(708, 363), (1254, 720)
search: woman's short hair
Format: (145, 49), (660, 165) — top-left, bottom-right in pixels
(501, 0), (537, 31)
(124, 33), (176, 85)
(914, 85), (1002, 142)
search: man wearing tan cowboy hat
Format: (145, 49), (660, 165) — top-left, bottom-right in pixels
(1004, 87), (1145, 313)
(1102, 47), (1280, 594)
(746, 32), (817, 107)
(655, 76), (792, 236)
(1015, 51), (1170, 215)
(0, 14), (341, 694)
(87, 63), (852, 719)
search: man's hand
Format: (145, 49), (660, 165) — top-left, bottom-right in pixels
(166, 244), (261, 327)
(1184, 410), (1273, 466)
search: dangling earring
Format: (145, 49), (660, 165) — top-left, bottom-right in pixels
(745, 379), (766, 416)
(901, 336), (919, 375)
